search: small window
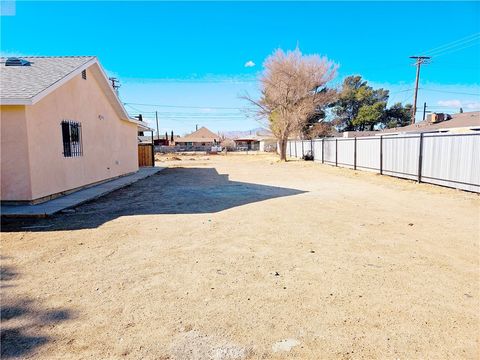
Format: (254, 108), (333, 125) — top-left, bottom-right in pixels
(81, 69), (87, 80)
(61, 120), (83, 157)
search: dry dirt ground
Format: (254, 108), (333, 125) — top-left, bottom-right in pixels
(1, 153), (479, 359)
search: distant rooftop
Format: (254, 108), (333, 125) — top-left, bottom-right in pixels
(381, 111), (480, 134)
(175, 126), (219, 142)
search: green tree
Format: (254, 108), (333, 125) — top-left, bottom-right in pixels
(331, 76), (389, 131)
(353, 102), (387, 130)
(383, 102), (412, 128)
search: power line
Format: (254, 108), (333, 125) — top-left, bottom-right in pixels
(389, 88), (414, 95)
(432, 41), (480, 58)
(145, 110), (246, 115)
(420, 88), (479, 96)
(422, 32), (480, 57)
(128, 111), (247, 118)
(124, 102), (247, 110)
(130, 114), (248, 123)
(398, 90), (414, 105)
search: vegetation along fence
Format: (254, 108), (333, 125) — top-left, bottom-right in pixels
(288, 132), (480, 193)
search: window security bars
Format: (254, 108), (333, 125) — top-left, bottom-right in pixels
(61, 120), (83, 157)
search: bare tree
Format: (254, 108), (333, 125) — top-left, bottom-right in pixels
(244, 48), (337, 161)
(305, 121), (335, 139)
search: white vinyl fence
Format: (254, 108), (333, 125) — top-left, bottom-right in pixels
(287, 133), (480, 193)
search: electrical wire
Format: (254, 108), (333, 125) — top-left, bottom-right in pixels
(420, 88), (480, 96)
(431, 41), (480, 58)
(124, 102), (248, 110)
(422, 33), (480, 57)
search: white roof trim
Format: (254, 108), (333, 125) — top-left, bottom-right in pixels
(32, 57), (98, 105)
(0, 98), (33, 105)
(89, 60), (131, 121)
(130, 118), (155, 131)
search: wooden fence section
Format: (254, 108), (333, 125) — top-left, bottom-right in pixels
(138, 144), (154, 167)
(288, 133), (480, 193)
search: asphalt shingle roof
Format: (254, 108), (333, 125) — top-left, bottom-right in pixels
(0, 56), (95, 101)
(381, 111), (480, 134)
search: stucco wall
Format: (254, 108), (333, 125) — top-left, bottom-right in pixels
(259, 139), (277, 152)
(24, 67), (138, 200)
(0, 106), (33, 200)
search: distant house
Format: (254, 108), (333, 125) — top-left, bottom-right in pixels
(0, 56), (149, 203)
(340, 111), (480, 138)
(379, 111), (480, 135)
(234, 135), (277, 152)
(174, 127), (219, 147)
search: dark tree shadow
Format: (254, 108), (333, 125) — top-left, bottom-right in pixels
(2, 167), (306, 232)
(0, 262), (74, 358)
(0, 264), (17, 282)
(1, 328), (48, 358)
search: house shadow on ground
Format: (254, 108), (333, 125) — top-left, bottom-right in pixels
(1, 167), (306, 232)
(0, 258), (74, 358)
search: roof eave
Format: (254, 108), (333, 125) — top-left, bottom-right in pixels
(132, 118), (155, 132)
(0, 98), (32, 105)
(88, 61), (131, 122)
(32, 57), (98, 106)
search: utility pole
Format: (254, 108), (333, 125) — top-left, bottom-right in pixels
(410, 56), (430, 125)
(135, 114), (143, 135)
(155, 111), (159, 141)
(109, 77), (121, 96)
(423, 102), (427, 121)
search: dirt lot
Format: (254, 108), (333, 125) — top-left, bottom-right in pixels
(1, 153), (479, 359)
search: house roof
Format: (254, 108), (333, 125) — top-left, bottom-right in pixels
(0, 56), (96, 102)
(0, 56), (137, 125)
(380, 111), (480, 135)
(138, 134), (169, 143)
(137, 122), (155, 132)
(175, 127), (219, 143)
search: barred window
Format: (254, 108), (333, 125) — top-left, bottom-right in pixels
(61, 120), (83, 157)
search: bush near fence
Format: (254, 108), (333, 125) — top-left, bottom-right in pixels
(288, 133), (480, 193)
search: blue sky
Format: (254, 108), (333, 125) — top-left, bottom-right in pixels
(2, 1), (479, 134)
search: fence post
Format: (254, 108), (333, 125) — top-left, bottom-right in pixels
(354, 137), (357, 170)
(322, 138), (324, 164)
(294, 140), (297, 158)
(151, 130), (155, 167)
(311, 139), (313, 158)
(417, 133), (424, 183)
(379, 135), (383, 175)
(289, 140), (291, 157)
(301, 140), (304, 158)
(335, 138), (338, 167)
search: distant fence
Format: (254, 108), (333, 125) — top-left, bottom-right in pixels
(288, 133), (480, 193)
(155, 145), (213, 153)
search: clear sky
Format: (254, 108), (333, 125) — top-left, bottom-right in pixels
(1, 1), (479, 134)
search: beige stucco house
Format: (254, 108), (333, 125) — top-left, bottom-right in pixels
(0, 56), (150, 203)
(234, 135), (277, 152)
